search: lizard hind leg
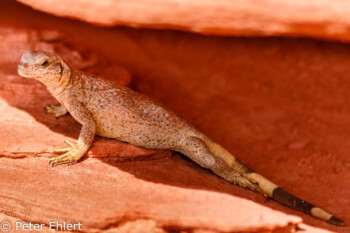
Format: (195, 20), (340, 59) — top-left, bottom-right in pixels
(177, 136), (259, 191)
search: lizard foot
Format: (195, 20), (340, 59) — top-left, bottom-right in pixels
(49, 140), (85, 166)
(46, 105), (68, 118)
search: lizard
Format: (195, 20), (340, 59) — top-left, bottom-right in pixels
(17, 50), (344, 226)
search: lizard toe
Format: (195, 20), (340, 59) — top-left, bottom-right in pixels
(54, 147), (71, 153)
(50, 141), (85, 166)
(49, 152), (78, 166)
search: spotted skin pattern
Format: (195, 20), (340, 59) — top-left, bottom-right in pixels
(17, 50), (344, 226)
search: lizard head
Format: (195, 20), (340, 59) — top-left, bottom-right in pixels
(18, 50), (71, 85)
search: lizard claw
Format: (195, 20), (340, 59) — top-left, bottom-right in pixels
(49, 140), (84, 166)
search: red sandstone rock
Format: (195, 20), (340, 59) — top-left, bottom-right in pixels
(0, 157), (302, 232)
(103, 219), (166, 233)
(16, 0), (350, 43)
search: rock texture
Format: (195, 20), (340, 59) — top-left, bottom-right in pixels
(0, 0), (349, 233)
(16, 0), (350, 43)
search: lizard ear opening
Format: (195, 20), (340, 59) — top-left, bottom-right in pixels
(59, 58), (71, 79)
(58, 58), (71, 87)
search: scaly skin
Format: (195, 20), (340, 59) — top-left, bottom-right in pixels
(17, 50), (344, 226)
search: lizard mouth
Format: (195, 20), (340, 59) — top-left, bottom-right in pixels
(17, 65), (38, 78)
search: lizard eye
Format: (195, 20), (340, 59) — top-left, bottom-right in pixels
(41, 60), (49, 66)
(36, 57), (50, 67)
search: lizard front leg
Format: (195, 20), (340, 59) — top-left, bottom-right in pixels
(46, 105), (68, 118)
(49, 100), (95, 166)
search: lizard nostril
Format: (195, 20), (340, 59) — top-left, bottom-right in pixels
(23, 64), (28, 68)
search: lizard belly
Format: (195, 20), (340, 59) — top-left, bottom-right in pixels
(92, 110), (128, 139)
(92, 107), (186, 150)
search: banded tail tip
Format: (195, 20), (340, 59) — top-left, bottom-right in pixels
(263, 186), (345, 226)
(311, 207), (345, 226)
(327, 216), (345, 226)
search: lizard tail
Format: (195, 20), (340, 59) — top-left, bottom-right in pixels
(202, 137), (344, 226)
